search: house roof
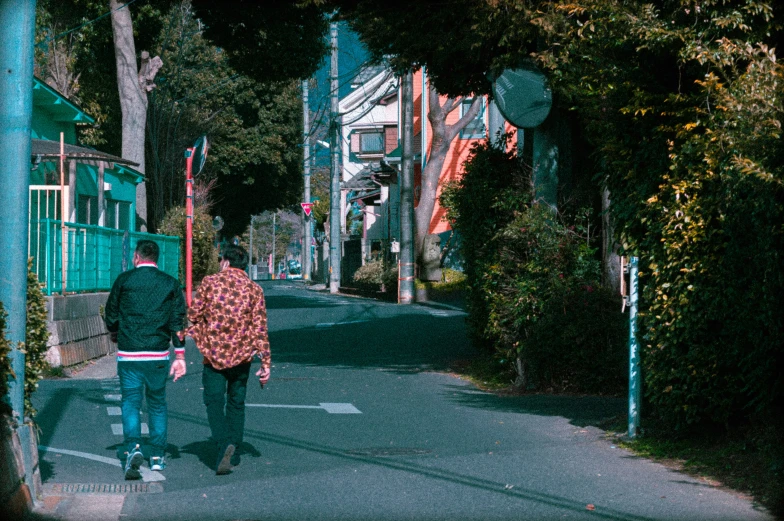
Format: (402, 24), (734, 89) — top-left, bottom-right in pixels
(343, 161), (397, 191)
(31, 139), (144, 182)
(32, 77), (95, 124)
(351, 64), (387, 89)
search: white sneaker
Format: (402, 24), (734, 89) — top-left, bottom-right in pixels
(150, 456), (165, 471)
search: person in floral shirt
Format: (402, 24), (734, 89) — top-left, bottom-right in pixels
(187, 244), (271, 474)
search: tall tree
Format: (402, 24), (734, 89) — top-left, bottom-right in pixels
(416, 88), (481, 260)
(110, 0), (162, 230)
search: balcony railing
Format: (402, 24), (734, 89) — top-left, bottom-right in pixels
(30, 219), (180, 296)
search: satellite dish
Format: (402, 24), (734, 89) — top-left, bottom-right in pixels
(192, 135), (209, 175)
(491, 65), (552, 128)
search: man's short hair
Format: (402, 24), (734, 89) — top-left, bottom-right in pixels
(135, 240), (159, 263)
(221, 244), (248, 270)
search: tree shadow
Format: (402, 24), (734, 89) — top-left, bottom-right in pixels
(440, 384), (625, 430)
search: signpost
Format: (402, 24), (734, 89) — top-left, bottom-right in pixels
(185, 135), (208, 305)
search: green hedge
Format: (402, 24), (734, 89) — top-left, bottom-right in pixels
(158, 205), (220, 285)
(0, 261), (52, 420)
(441, 139), (627, 393)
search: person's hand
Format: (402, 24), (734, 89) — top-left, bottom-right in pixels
(256, 365), (270, 386)
(109, 332), (118, 344)
(170, 359), (186, 382)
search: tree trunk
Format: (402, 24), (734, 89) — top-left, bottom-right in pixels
(602, 185), (622, 294)
(110, 0), (161, 231)
(414, 85), (481, 261)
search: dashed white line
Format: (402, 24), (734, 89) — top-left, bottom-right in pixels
(246, 402), (362, 414)
(39, 446), (165, 482)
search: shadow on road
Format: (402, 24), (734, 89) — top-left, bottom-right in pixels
(440, 384), (625, 430)
(163, 408), (657, 521)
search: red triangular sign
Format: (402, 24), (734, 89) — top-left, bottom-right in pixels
(300, 202), (313, 216)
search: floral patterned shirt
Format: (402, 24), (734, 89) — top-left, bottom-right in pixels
(187, 267), (271, 371)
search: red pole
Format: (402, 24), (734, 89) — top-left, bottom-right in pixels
(185, 148), (194, 306)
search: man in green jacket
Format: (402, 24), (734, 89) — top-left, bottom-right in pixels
(104, 240), (186, 479)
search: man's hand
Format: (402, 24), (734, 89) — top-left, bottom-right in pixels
(170, 359), (186, 382)
(109, 332), (118, 344)
(256, 365), (270, 386)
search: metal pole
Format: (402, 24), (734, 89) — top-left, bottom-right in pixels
(59, 133), (67, 295)
(185, 148), (194, 305)
(628, 256), (641, 438)
(272, 212), (276, 278)
(398, 69), (415, 304)
(0, 0), (35, 423)
(248, 215), (254, 278)
(302, 79), (312, 281)
(328, 21), (341, 293)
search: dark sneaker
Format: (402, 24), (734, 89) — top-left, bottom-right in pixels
(216, 444), (235, 475)
(124, 445), (144, 480)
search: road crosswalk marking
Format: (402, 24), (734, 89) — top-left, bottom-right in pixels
(246, 402), (362, 414)
(111, 423), (148, 436)
(106, 406), (121, 416)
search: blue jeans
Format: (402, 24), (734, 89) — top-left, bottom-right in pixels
(117, 360), (169, 459)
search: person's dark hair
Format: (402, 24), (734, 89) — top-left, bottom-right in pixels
(221, 244), (248, 270)
(135, 240), (159, 263)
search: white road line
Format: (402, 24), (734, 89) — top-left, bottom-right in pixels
(104, 394), (122, 401)
(246, 402), (362, 414)
(315, 319), (369, 328)
(107, 407), (122, 416)
(111, 423), (148, 435)
(38, 446), (165, 482)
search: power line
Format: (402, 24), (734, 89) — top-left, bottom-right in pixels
(36, 0), (141, 48)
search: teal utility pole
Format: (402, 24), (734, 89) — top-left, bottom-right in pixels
(0, 0), (36, 422)
(328, 20), (341, 293)
(302, 79), (312, 281)
(627, 256), (641, 438)
(1, 0), (37, 492)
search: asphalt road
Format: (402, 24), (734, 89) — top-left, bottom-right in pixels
(30, 282), (773, 521)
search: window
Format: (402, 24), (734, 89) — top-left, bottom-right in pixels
(77, 195), (98, 225)
(460, 98), (486, 139)
(359, 132), (384, 154)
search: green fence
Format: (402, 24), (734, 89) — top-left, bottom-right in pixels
(29, 219), (181, 295)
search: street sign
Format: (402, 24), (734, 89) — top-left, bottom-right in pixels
(300, 202), (314, 216)
(192, 135), (209, 175)
(491, 64), (552, 128)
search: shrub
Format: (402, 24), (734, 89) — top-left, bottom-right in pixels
(158, 205), (220, 285)
(25, 259), (50, 419)
(0, 301), (12, 416)
(441, 137), (627, 393)
(353, 258), (384, 286)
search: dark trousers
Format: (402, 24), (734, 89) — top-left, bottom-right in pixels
(202, 362), (251, 449)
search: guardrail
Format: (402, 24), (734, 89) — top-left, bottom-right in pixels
(29, 219), (180, 295)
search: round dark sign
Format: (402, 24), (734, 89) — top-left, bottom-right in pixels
(492, 65), (552, 128)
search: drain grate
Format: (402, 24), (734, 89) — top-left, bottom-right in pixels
(47, 482), (163, 494)
(345, 447), (432, 457)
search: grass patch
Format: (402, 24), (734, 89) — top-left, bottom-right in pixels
(41, 364), (66, 379)
(449, 350), (515, 392)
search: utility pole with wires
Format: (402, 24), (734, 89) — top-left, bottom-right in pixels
(398, 69), (415, 304)
(328, 20), (341, 294)
(302, 79), (312, 281)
